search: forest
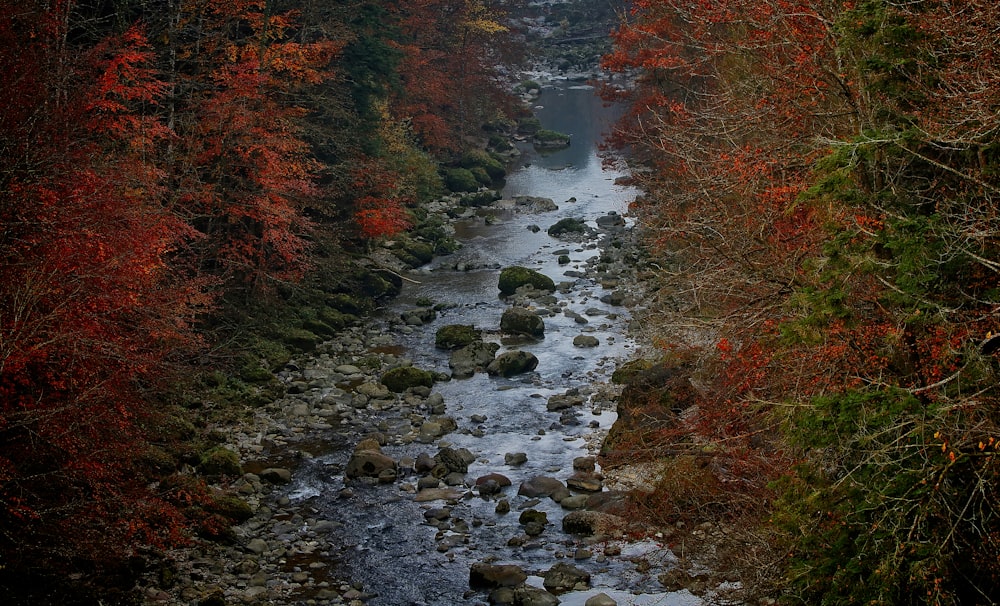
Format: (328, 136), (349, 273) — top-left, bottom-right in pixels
(602, 0), (1000, 603)
(0, 0), (522, 601)
(2, 0), (999, 604)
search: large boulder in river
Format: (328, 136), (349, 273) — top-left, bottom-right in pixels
(449, 341), (501, 378)
(498, 266), (556, 296)
(518, 476), (566, 498)
(345, 447), (396, 479)
(487, 350), (539, 377)
(435, 324), (481, 350)
(500, 307), (545, 337)
(436, 446), (476, 474)
(381, 365), (435, 393)
(543, 562), (591, 594)
(469, 562), (527, 589)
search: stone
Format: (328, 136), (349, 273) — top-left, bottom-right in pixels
(518, 509), (548, 526)
(259, 467), (292, 484)
(596, 212), (626, 228)
(573, 335), (600, 348)
(573, 456), (596, 472)
(543, 562), (591, 595)
(475, 473), (512, 489)
(546, 393), (585, 412)
(486, 350), (539, 377)
(498, 266), (556, 296)
(504, 452), (528, 466)
(500, 307), (545, 337)
(345, 450), (396, 479)
(435, 324), (481, 350)
(436, 446), (475, 474)
(566, 472), (603, 493)
(381, 365), (435, 393)
(586, 593), (618, 606)
(562, 511), (607, 536)
(517, 476), (566, 498)
(246, 538), (268, 554)
(514, 585), (560, 606)
(450, 341), (501, 378)
(559, 495), (588, 510)
(495, 499), (510, 514)
(469, 562), (528, 589)
(414, 452), (436, 473)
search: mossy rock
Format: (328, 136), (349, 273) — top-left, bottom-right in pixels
(459, 190), (501, 207)
(533, 129), (571, 149)
(207, 494), (254, 523)
(518, 116), (542, 134)
(470, 166), (492, 185)
(319, 307), (353, 330)
(199, 447), (242, 478)
(547, 217), (587, 236)
(398, 239), (435, 267)
(283, 328), (321, 352)
(362, 269), (402, 299)
(302, 318), (337, 338)
(381, 366), (436, 393)
(498, 266), (556, 295)
(611, 358), (655, 384)
(500, 307), (545, 337)
(460, 150), (507, 181)
(443, 167), (480, 192)
(238, 359), (274, 384)
(326, 293), (367, 315)
(436, 324), (481, 350)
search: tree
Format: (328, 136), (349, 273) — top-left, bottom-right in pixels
(1, 6), (198, 598)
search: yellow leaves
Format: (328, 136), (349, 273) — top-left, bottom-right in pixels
(462, 0), (508, 36)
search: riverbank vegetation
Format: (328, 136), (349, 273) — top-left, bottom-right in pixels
(602, 0), (1000, 603)
(0, 0), (521, 601)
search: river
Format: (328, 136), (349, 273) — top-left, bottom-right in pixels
(281, 80), (706, 606)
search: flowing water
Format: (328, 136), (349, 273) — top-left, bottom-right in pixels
(283, 81), (705, 606)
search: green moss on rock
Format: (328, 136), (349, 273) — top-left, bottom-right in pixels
(381, 366), (436, 393)
(498, 266), (556, 295)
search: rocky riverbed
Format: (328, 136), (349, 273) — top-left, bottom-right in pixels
(140, 77), (741, 606)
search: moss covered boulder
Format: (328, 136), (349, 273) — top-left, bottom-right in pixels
(498, 266), (556, 296)
(381, 366), (436, 393)
(500, 307), (545, 337)
(435, 324), (481, 350)
(198, 447), (242, 478)
(547, 217), (588, 237)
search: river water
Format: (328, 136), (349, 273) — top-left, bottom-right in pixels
(284, 80), (705, 606)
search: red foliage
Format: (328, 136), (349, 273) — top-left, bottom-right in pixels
(1, 9), (199, 585)
(351, 159), (413, 239)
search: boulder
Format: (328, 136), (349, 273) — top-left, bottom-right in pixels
(543, 562), (591, 595)
(436, 446), (475, 474)
(435, 324), (481, 350)
(345, 450), (396, 479)
(513, 586), (560, 606)
(596, 212), (626, 228)
(586, 592), (617, 606)
(487, 350), (539, 377)
(500, 307), (545, 337)
(498, 266), (556, 296)
(259, 467), (292, 484)
(450, 341), (501, 378)
(517, 476), (566, 498)
(504, 452), (528, 466)
(381, 365), (435, 393)
(566, 472), (603, 493)
(469, 563), (527, 589)
(546, 393), (585, 412)
(547, 217), (587, 237)
(573, 335), (600, 348)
